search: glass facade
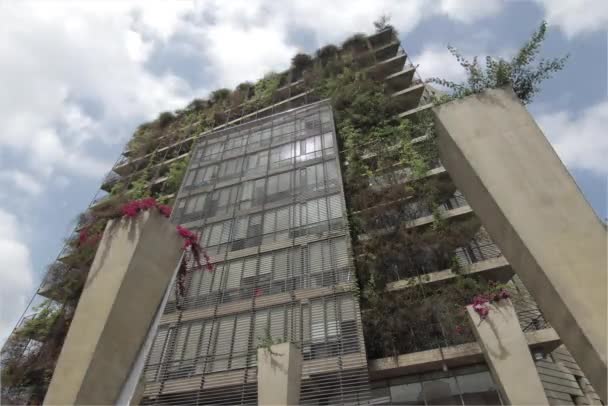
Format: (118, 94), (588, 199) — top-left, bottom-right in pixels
(140, 101), (370, 405)
(370, 364), (504, 405)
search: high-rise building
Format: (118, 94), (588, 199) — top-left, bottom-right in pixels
(2, 26), (603, 406)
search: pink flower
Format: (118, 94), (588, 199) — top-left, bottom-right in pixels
(157, 204), (172, 218)
(140, 197), (157, 209)
(498, 289), (511, 300)
(471, 294), (490, 319)
(78, 228), (89, 245)
(176, 225), (195, 239)
(455, 325), (464, 335)
(121, 201), (141, 218)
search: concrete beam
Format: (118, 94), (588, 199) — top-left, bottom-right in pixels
(467, 299), (549, 405)
(44, 211), (183, 405)
(368, 327), (560, 380)
(257, 342), (302, 405)
(433, 87), (607, 402)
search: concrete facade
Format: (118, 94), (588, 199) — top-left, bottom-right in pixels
(467, 299), (549, 405)
(257, 342), (302, 405)
(43, 211), (183, 405)
(433, 87), (607, 402)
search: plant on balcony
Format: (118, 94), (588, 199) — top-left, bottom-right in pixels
(210, 88), (232, 106)
(428, 21), (568, 104)
(248, 72), (281, 110)
(157, 111), (176, 129)
(315, 44), (339, 65)
(373, 15), (393, 32)
(341, 33), (369, 54)
(164, 158), (188, 196)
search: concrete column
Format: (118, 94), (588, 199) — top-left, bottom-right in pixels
(257, 342), (302, 405)
(467, 299), (549, 405)
(44, 211), (183, 405)
(433, 87), (607, 402)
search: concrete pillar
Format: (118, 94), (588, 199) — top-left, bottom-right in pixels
(433, 87), (607, 402)
(257, 342), (302, 405)
(467, 299), (549, 405)
(44, 211), (183, 405)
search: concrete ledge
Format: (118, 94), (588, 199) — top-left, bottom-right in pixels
(467, 299), (549, 405)
(44, 211), (183, 405)
(257, 343), (302, 405)
(433, 87), (607, 401)
(386, 256), (513, 291)
(368, 327), (560, 380)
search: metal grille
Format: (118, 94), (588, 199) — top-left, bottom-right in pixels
(140, 101), (371, 405)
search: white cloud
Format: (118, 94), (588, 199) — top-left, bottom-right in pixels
(0, 170), (44, 196)
(412, 45), (469, 82)
(439, 0), (502, 23)
(533, 0), (608, 37)
(0, 208), (35, 342)
(536, 100), (608, 176)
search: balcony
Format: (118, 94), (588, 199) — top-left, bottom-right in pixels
(368, 27), (398, 49)
(385, 64), (416, 93)
(100, 171), (121, 193)
(391, 81), (425, 112)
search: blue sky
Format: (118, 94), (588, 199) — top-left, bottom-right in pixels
(0, 0), (606, 339)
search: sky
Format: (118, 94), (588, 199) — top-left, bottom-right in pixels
(0, 0), (606, 341)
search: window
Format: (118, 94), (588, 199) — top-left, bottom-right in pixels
(267, 171), (292, 202)
(270, 143), (295, 168)
(244, 150), (268, 174)
(248, 128), (271, 150)
(201, 142), (223, 161)
(211, 318), (234, 372)
(218, 157), (243, 179)
(202, 220), (232, 249)
(184, 165), (218, 188)
(391, 379), (425, 405)
(456, 370), (502, 405)
(207, 185), (239, 217)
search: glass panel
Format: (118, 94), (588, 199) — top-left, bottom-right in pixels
(253, 310), (269, 348)
(334, 238), (348, 269)
(188, 271), (202, 298)
(390, 381), (425, 405)
(231, 315), (250, 369)
(270, 307), (285, 340)
(456, 371), (502, 405)
(421, 377), (462, 405)
(274, 250), (289, 280)
(172, 326), (188, 361)
(212, 317), (234, 372)
(183, 323), (202, 361)
(226, 261), (243, 289)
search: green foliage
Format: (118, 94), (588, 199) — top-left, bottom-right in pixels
(256, 326), (286, 356)
(16, 304), (61, 341)
(291, 53), (313, 71)
(429, 21), (568, 104)
(342, 33), (368, 53)
(210, 88), (232, 105)
(127, 175), (149, 199)
(157, 111), (176, 129)
(315, 44), (339, 65)
(186, 98), (207, 111)
(373, 15), (393, 32)
(249, 72), (281, 109)
(164, 157), (189, 195)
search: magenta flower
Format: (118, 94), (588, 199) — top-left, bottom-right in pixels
(140, 197), (157, 209)
(121, 201), (141, 218)
(157, 204), (172, 218)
